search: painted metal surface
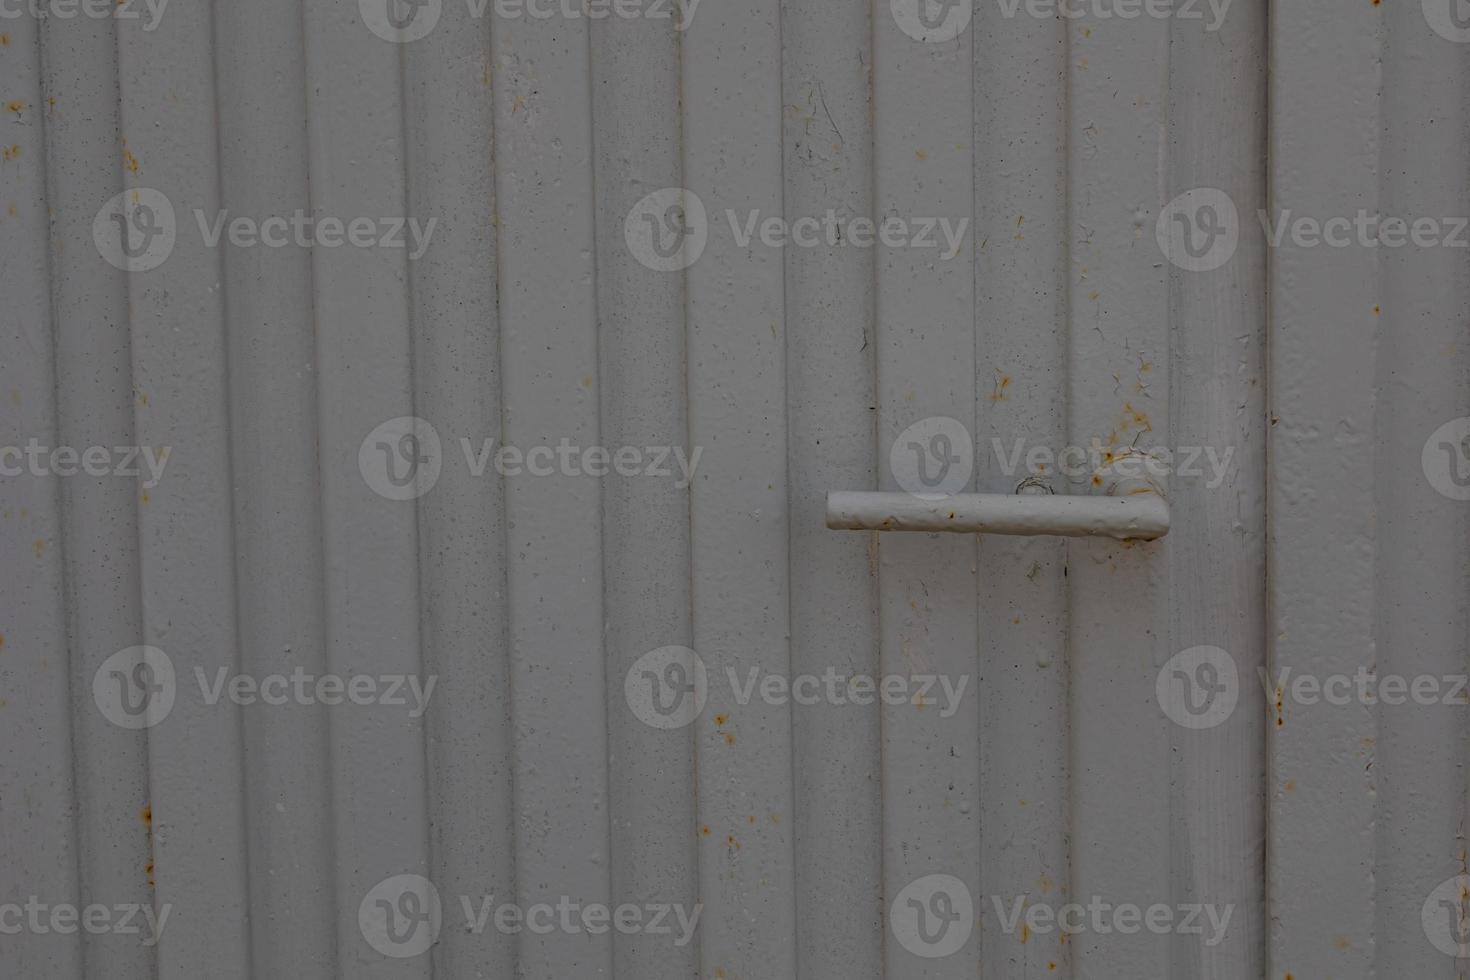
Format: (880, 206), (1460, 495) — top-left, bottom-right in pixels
(0, 1), (1465, 978)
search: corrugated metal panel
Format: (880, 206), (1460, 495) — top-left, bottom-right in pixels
(1, 1), (1465, 978)
(1268, 3), (1470, 978)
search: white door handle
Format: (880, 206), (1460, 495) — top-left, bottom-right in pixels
(825, 487), (1169, 541)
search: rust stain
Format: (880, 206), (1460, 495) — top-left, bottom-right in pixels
(700, 824), (711, 837)
(122, 139), (140, 174)
(5, 100), (25, 118)
(990, 374), (1012, 402)
(32, 538), (45, 559)
(2, 145), (20, 162)
(723, 732), (737, 746)
(915, 148), (928, 161)
(140, 805), (152, 827)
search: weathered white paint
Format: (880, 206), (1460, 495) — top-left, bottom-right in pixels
(3, 2), (1466, 978)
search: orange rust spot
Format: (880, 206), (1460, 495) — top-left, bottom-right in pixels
(747, 815), (756, 825)
(33, 538), (45, 558)
(915, 149), (928, 161)
(1372, 304), (1381, 315)
(725, 834), (739, 849)
(714, 714), (728, 727)
(1049, 963), (1057, 971)
(0, 633), (4, 650)
(0, 34), (10, 45)
(1284, 780), (1296, 794)
(990, 375), (1012, 402)
(1021, 922), (1031, 944)
(701, 825), (711, 837)
(1091, 475), (1103, 487)
(145, 861), (155, 888)
(5, 100), (24, 116)
(723, 732), (737, 746)
(122, 141), (140, 174)
(2, 145), (20, 162)
(1334, 936), (1352, 949)
(140, 805), (152, 826)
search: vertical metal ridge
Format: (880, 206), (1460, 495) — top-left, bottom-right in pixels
(872, 2), (982, 978)
(490, 3), (613, 975)
(0, 9), (82, 977)
(114, 0), (254, 972)
(1164, 3), (1268, 979)
(38, 10), (155, 978)
(298, 3), (433, 976)
(213, 0), (336, 972)
(1369, 4), (1470, 976)
(782, 2), (883, 978)
(589, 10), (700, 980)
(683, 1), (797, 975)
(1064, 2), (1173, 974)
(402, 4), (513, 979)
(974, 0), (1073, 975)
(1267, 2), (1385, 976)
